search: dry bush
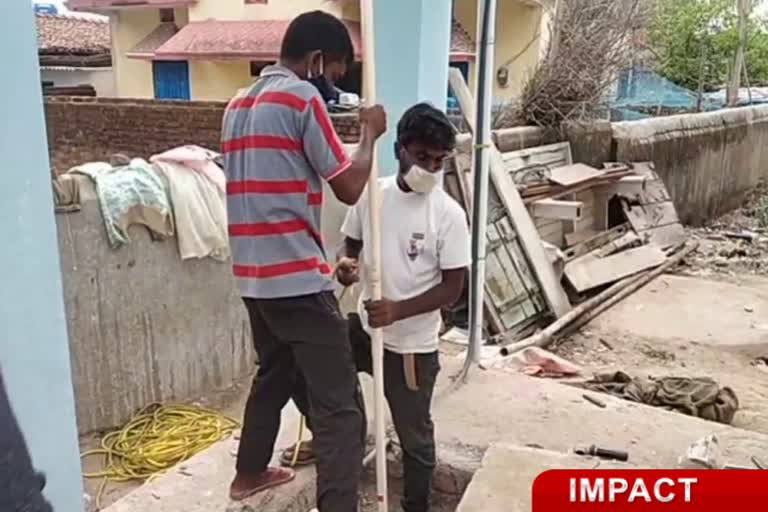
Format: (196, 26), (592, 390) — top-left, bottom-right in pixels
(501, 0), (648, 130)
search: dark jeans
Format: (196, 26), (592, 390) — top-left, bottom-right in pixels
(238, 292), (364, 512)
(348, 314), (441, 512)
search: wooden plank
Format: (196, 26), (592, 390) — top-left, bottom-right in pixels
(595, 232), (642, 258)
(531, 199), (584, 220)
(599, 175), (647, 196)
(598, 177), (672, 204)
(565, 229), (600, 247)
(502, 142), (573, 185)
(562, 224), (630, 261)
(638, 222), (688, 249)
(501, 142), (572, 163)
(564, 245), (667, 293)
(622, 200), (680, 232)
(445, 160), (505, 335)
(548, 163), (605, 187)
(449, 68), (571, 318)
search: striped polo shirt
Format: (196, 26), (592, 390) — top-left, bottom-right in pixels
(221, 65), (351, 299)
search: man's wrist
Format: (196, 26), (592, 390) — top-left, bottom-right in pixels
(393, 300), (407, 322)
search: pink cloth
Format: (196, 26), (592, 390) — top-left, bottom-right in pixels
(151, 145), (225, 192)
(507, 347), (582, 377)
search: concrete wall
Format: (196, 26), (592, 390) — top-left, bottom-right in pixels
(613, 105), (768, 225)
(60, 174), (350, 434)
(41, 67), (116, 97)
(110, 9), (157, 98)
(59, 177), (254, 434)
(495, 107), (768, 227)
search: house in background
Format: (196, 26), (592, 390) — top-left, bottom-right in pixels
(36, 13), (115, 96)
(67, 0), (476, 102)
(453, 0), (553, 101)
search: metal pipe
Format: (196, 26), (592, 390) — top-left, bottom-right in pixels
(463, 0), (497, 377)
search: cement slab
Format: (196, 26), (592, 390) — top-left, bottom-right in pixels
(456, 444), (632, 512)
(433, 358), (768, 469)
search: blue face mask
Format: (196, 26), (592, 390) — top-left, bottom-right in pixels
(306, 52), (339, 104)
(309, 76), (339, 104)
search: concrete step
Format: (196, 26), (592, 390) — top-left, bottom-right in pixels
(456, 444), (632, 512)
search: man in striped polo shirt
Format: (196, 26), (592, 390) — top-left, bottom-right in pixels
(221, 10), (386, 512)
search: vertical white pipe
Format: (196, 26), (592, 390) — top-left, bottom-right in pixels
(359, 1), (387, 510)
(466, 0), (497, 370)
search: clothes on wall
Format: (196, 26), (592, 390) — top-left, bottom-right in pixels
(52, 174), (81, 213)
(69, 159), (175, 248)
(153, 160), (229, 262)
(66, 146), (229, 262)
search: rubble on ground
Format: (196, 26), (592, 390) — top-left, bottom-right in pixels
(688, 181), (768, 277)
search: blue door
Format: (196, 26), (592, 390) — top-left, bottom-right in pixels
(447, 61), (470, 109)
(153, 60), (191, 100)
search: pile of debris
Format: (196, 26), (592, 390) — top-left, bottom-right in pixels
(443, 69), (694, 355)
(445, 139), (692, 351)
(688, 180), (768, 277)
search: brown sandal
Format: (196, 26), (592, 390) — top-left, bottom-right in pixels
(280, 441), (317, 467)
(229, 467), (296, 501)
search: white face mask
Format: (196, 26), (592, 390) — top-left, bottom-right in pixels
(403, 165), (442, 194)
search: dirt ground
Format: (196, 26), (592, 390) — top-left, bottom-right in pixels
(554, 272), (768, 436)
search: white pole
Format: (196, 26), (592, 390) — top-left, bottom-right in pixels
(359, 1), (388, 510)
(465, 0), (497, 373)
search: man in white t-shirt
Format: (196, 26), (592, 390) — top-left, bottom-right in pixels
(339, 103), (470, 512)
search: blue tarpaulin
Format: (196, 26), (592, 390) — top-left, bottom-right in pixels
(611, 68), (721, 120)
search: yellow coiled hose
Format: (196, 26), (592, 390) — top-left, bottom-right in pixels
(81, 403), (240, 509)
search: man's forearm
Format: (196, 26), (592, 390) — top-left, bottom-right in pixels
(339, 237), (363, 261)
(343, 129), (375, 196)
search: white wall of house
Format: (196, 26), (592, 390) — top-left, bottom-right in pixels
(40, 67), (116, 96)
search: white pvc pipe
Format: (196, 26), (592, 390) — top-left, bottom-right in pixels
(359, 1), (388, 510)
(465, 0), (497, 373)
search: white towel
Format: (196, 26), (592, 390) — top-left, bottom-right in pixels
(154, 160), (230, 262)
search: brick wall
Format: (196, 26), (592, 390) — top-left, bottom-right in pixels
(44, 97), (362, 173)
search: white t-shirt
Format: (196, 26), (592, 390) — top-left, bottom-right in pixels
(340, 175), (471, 354)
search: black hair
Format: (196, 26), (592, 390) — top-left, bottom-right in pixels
(280, 11), (354, 65)
(397, 103), (457, 151)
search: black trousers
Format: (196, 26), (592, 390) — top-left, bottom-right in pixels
(348, 314), (441, 512)
(238, 292), (364, 512)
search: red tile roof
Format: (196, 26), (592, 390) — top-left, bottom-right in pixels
(451, 18), (475, 57)
(36, 13), (110, 55)
(67, 0), (194, 9)
(153, 18), (475, 62)
(154, 19), (362, 61)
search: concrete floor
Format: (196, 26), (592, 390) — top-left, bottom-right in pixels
(100, 357), (768, 512)
(591, 274), (768, 349)
(98, 273), (768, 511)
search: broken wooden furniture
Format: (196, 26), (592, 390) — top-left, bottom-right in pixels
(446, 134), (690, 346)
(447, 69), (571, 341)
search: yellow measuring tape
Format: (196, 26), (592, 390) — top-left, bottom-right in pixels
(81, 403), (239, 509)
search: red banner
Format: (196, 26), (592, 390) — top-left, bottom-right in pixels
(533, 470), (768, 511)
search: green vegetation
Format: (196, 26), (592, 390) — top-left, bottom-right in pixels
(649, 0), (768, 90)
